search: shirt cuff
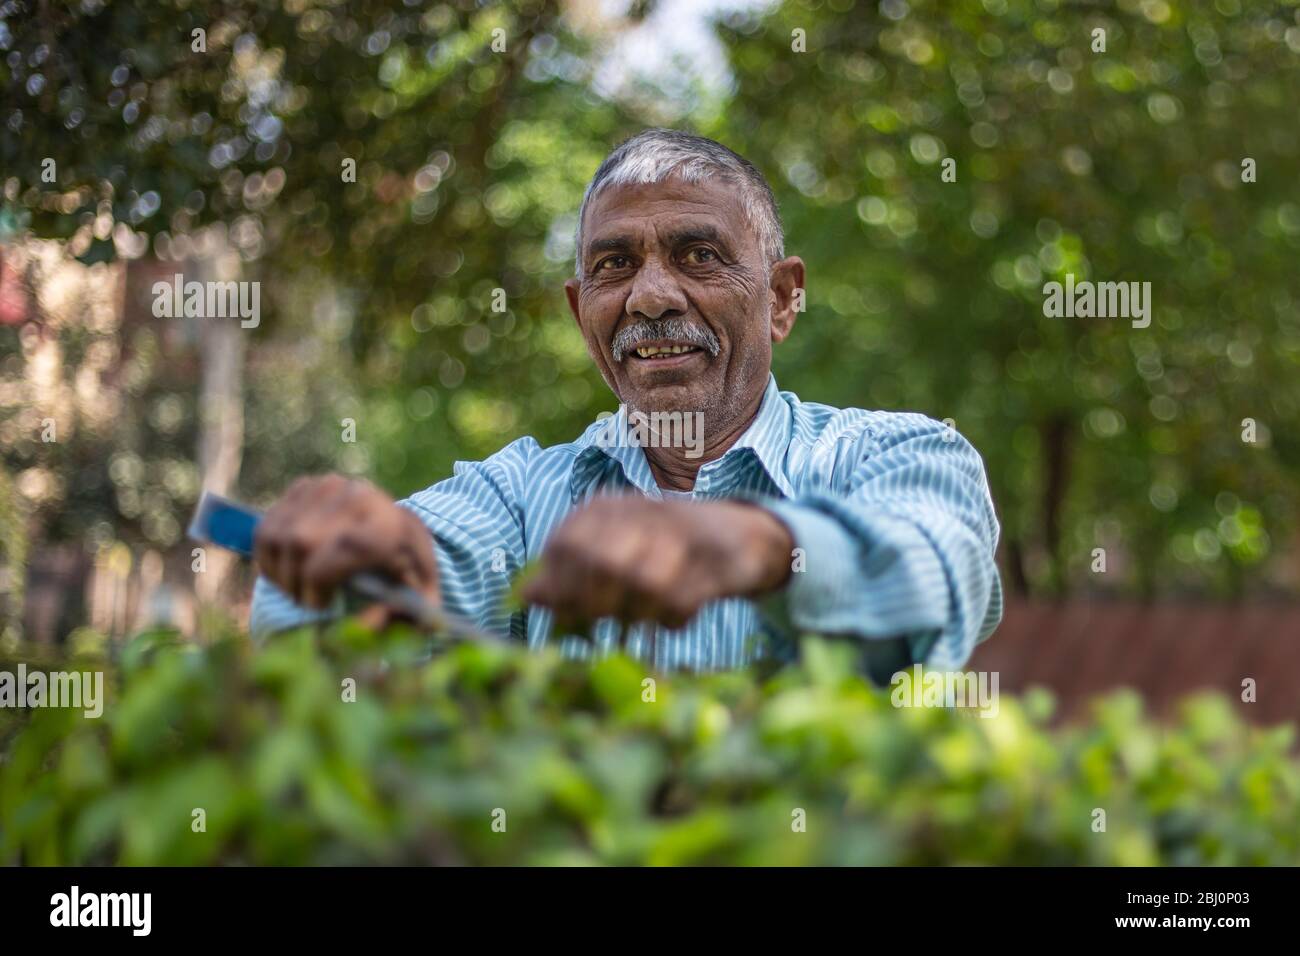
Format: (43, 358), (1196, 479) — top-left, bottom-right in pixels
(249, 575), (341, 639)
(755, 497), (944, 679)
(762, 498), (865, 630)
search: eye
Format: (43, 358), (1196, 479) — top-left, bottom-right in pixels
(596, 255), (631, 271)
(684, 246), (718, 265)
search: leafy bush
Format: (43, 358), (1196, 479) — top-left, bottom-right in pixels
(2, 625), (1297, 865)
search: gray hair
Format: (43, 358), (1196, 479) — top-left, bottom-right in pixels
(574, 128), (784, 278)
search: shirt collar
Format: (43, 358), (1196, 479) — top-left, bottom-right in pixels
(570, 374), (794, 502)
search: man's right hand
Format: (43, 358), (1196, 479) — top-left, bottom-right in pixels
(253, 475), (440, 627)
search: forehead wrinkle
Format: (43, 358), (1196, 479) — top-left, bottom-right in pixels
(588, 194), (744, 229)
(584, 212), (746, 263)
(663, 224), (729, 250)
(586, 234), (636, 256)
(583, 180), (751, 239)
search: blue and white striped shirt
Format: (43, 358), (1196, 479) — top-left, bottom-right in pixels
(251, 375), (1003, 675)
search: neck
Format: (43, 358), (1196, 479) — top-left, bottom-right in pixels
(643, 388), (766, 492)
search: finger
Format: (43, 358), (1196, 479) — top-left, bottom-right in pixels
(253, 494), (294, 584)
(521, 557), (577, 619)
(521, 500), (603, 612)
(574, 525), (650, 622)
(254, 475), (347, 595)
(624, 536), (696, 628)
(525, 519), (608, 622)
(383, 542), (440, 610)
(522, 550), (594, 635)
(300, 502), (436, 614)
(297, 483), (372, 607)
(299, 532), (364, 609)
(394, 512), (441, 604)
(341, 503), (437, 598)
(279, 480), (360, 605)
(356, 603), (393, 632)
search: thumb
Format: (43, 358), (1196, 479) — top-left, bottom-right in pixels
(356, 602), (396, 632)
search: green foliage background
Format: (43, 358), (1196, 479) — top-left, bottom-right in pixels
(3, 628), (1297, 865)
(2, 0), (1298, 616)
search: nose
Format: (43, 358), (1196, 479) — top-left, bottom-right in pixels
(625, 255), (688, 322)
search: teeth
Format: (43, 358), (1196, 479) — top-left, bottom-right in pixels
(635, 345), (695, 358)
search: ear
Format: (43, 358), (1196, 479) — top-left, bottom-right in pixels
(768, 256), (804, 343)
(564, 278), (582, 330)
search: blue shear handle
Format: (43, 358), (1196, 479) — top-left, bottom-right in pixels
(188, 493), (261, 558)
(187, 490), (500, 643)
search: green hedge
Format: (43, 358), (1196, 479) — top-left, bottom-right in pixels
(2, 625), (1298, 865)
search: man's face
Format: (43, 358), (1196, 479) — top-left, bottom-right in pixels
(566, 174), (798, 426)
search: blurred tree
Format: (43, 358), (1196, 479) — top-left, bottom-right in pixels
(709, 0), (1300, 596)
(2, 0), (1298, 630)
(0, 460), (25, 638)
(1, 0), (640, 628)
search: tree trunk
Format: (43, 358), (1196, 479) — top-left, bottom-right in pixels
(194, 251), (246, 619)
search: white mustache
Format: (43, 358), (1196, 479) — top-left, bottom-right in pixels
(611, 320), (721, 362)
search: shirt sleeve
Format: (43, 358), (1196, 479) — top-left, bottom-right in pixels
(757, 413), (1003, 674)
(248, 438), (534, 640)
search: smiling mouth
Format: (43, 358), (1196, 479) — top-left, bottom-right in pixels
(632, 343), (705, 361)
(611, 320), (720, 363)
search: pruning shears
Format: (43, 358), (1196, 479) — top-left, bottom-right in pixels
(187, 490), (501, 644)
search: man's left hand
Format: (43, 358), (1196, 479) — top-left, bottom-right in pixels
(521, 496), (795, 631)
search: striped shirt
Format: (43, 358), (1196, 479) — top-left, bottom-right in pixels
(251, 375), (1003, 675)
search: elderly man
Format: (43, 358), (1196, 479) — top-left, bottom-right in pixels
(251, 129), (1002, 678)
